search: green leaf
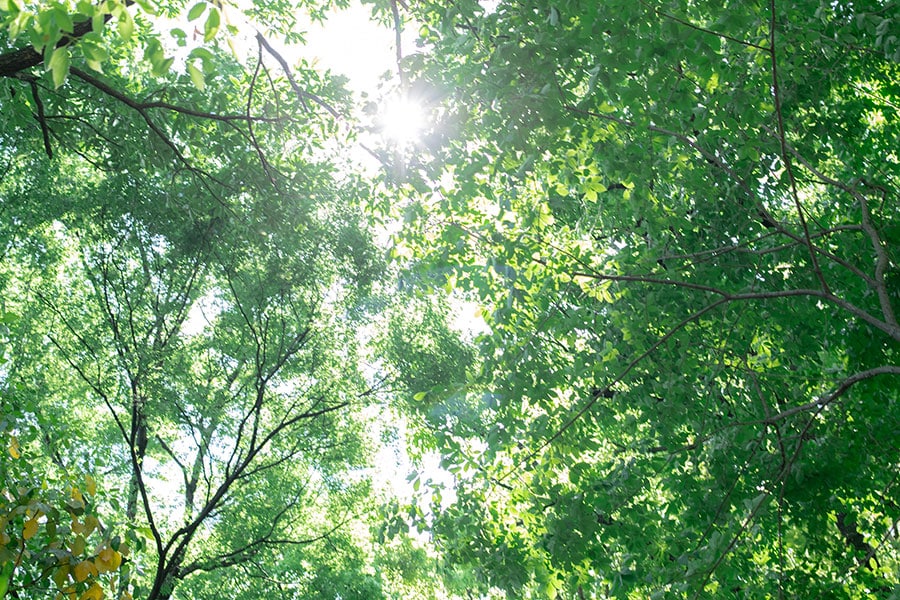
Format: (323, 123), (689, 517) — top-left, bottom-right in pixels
(0, 560), (14, 597)
(152, 56), (174, 76)
(50, 7), (74, 34)
(131, 0), (158, 15)
(80, 35), (108, 63)
(203, 7), (220, 42)
(91, 10), (104, 34)
(187, 2), (206, 21)
(187, 62), (205, 90)
(47, 46), (70, 88)
(117, 9), (133, 40)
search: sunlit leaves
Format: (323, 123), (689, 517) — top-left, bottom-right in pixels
(1, 430), (127, 599)
(187, 2), (207, 21)
(46, 44), (69, 87)
(6, 437), (19, 460)
(391, 0), (900, 596)
(115, 6), (133, 40)
(203, 6), (219, 42)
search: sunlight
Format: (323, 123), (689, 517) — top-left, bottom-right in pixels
(379, 96), (426, 145)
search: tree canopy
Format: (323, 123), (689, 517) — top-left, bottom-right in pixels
(2, 0), (899, 599)
(389, 0), (899, 597)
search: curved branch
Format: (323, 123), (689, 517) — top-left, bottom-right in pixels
(759, 365), (900, 424)
(246, 44), (281, 191)
(70, 66), (290, 124)
(640, 0), (769, 51)
(858, 187), (897, 328)
(70, 67), (231, 206)
(254, 32), (340, 119)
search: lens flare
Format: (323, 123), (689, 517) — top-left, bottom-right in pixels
(379, 96), (425, 145)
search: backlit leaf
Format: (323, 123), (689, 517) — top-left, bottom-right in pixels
(23, 517), (38, 540)
(47, 46), (70, 88)
(187, 2), (206, 21)
(7, 436), (20, 459)
(203, 7), (219, 42)
(79, 582), (103, 600)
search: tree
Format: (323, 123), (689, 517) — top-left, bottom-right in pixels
(2, 318), (128, 600)
(0, 1), (393, 599)
(391, 0), (900, 597)
(4, 0), (898, 597)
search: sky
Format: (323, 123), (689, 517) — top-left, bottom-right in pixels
(298, 2), (401, 95)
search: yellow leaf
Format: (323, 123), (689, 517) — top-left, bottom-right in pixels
(84, 475), (96, 496)
(73, 560), (94, 582)
(53, 565), (71, 588)
(71, 487), (83, 503)
(23, 517), (38, 540)
(71, 534), (86, 556)
(71, 518), (85, 534)
(83, 515), (99, 536)
(8, 436), (20, 459)
(79, 582), (103, 600)
(95, 547), (121, 573)
(60, 585), (78, 600)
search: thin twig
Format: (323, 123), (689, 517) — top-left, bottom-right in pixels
(767, 0), (830, 293)
(255, 32), (340, 119)
(642, 1), (769, 51)
(247, 43), (281, 191)
(390, 0), (408, 88)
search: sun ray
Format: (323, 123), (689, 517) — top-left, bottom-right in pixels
(379, 96), (425, 145)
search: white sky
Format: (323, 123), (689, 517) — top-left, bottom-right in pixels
(298, 2), (401, 95)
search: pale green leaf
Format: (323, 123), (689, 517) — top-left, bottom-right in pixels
(117, 9), (133, 40)
(203, 7), (220, 42)
(187, 2), (206, 21)
(187, 62), (205, 90)
(47, 45), (70, 88)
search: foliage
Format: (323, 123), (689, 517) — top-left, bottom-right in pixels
(1, 410), (128, 600)
(3, 0), (899, 597)
(389, 0), (900, 597)
(0, 1), (393, 599)
(376, 294), (478, 433)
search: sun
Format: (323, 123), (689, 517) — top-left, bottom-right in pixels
(378, 96), (426, 145)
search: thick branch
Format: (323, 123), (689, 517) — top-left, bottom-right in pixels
(0, 20), (90, 77)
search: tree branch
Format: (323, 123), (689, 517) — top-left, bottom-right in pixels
(254, 32), (340, 119)
(767, 0), (830, 293)
(757, 365), (900, 424)
(28, 80), (53, 158)
(641, 0), (769, 51)
(69, 67), (232, 206)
